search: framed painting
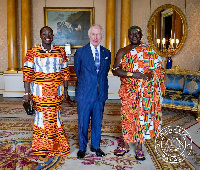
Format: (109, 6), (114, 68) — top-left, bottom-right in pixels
(44, 7), (95, 48)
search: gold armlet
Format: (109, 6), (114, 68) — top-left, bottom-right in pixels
(127, 72), (133, 77)
(112, 66), (119, 71)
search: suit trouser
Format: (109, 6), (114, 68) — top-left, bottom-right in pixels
(77, 100), (105, 151)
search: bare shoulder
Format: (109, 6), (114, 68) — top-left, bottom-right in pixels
(116, 45), (132, 59)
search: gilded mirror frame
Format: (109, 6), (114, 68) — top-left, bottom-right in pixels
(147, 4), (187, 57)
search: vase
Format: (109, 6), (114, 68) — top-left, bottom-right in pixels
(166, 57), (172, 69)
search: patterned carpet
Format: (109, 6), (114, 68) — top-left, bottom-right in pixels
(0, 101), (122, 133)
(0, 101), (199, 170)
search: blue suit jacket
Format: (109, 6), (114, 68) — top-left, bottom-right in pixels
(74, 43), (111, 102)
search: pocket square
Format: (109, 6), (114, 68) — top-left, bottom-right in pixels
(105, 57), (108, 59)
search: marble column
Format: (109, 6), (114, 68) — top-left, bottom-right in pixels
(106, 0), (115, 70)
(120, 0), (131, 48)
(21, 0), (32, 69)
(6, 0), (18, 73)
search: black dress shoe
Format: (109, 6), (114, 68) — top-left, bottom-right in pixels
(91, 147), (105, 157)
(77, 150), (86, 159)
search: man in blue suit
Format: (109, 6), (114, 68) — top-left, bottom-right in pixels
(74, 24), (111, 159)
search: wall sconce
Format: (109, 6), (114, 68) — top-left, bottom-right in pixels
(170, 39), (174, 48)
(166, 38), (179, 69)
(157, 39), (160, 47)
(162, 38), (166, 47)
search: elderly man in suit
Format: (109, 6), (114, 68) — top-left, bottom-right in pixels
(74, 24), (111, 159)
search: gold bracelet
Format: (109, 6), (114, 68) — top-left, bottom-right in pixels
(24, 92), (30, 95)
(112, 66), (119, 71)
(127, 72), (133, 77)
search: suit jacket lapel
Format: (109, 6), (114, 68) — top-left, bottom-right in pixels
(99, 46), (106, 73)
(85, 43), (97, 73)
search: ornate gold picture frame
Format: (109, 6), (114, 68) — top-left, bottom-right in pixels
(44, 7), (95, 48)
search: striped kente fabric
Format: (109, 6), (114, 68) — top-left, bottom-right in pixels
(119, 43), (165, 143)
(23, 44), (70, 157)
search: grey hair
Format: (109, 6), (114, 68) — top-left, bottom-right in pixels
(88, 24), (104, 37)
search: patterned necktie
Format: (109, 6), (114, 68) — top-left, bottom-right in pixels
(95, 47), (100, 72)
